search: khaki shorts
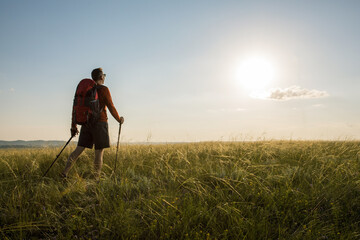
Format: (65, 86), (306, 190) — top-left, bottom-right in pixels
(78, 122), (110, 150)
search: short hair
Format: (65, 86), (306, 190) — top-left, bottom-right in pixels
(91, 68), (103, 81)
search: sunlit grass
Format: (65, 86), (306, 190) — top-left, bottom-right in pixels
(1, 141), (360, 239)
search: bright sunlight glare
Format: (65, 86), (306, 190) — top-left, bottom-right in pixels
(236, 56), (276, 91)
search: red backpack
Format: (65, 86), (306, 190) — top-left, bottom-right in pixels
(72, 79), (102, 126)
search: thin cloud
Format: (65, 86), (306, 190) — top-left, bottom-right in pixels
(0, 88), (15, 94)
(252, 86), (329, 101)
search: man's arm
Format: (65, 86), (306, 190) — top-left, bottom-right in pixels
(103, 87), (123, 123)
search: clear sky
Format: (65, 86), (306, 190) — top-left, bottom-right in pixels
(0, 0), (359, 142)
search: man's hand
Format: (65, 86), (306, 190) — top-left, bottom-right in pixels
(71, 127), (79, 137)
(120, 116), (124, 125)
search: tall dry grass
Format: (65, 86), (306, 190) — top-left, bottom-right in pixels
(1, 141), (360, 239)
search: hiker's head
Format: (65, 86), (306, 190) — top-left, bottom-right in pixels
(91, 68), (106, 85)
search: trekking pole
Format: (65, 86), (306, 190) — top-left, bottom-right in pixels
(43, 136), (74, 177)
(114, 123), (122, 172)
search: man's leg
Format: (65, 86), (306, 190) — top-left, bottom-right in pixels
(62, 146), (85, 176)
(94, 148), (104, 180)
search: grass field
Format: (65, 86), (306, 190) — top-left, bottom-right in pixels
(1, 141), (360, 239)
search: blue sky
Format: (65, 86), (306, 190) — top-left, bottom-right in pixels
(0, 0), (359, 142)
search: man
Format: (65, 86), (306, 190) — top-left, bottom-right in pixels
(62, 68), (124, 180)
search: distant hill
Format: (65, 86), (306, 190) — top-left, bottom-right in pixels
(0, 140), (74, 148)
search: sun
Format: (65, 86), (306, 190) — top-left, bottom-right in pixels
(236, 56), (276, 91)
